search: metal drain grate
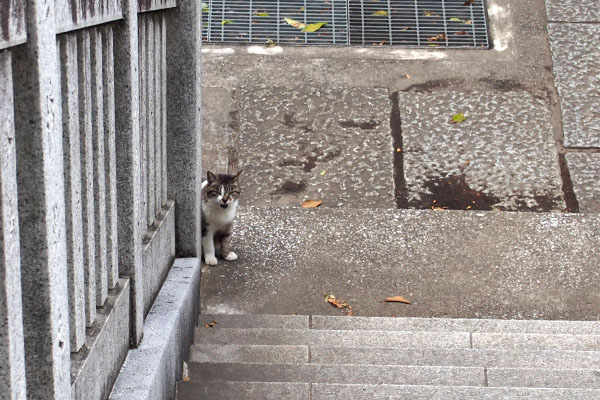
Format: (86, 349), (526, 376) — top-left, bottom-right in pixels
(202, 0), (489, 48)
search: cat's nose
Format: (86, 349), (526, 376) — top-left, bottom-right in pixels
(220, 204), (229, 209)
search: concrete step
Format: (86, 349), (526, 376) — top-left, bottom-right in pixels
(195, 327), (600, 351)
(201, 207), (600, 320)
(199, 314), (600, 335)
(178, 381), (600, 400)
(186, 362), (600, 388)
(191, 344), (600, 369)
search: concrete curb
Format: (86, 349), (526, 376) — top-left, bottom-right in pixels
(109, 258), (201, 400)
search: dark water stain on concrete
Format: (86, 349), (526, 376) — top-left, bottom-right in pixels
(405, 79), (465, 92)
(558, 153), (580, 213)
(270, 180), (306, 195)
(339, 119), (379, 130)
(409, 175), (501, 211)
(479, 78), (528, 92)
(283, 112), (296, 128)
(390, 92), (408, 208)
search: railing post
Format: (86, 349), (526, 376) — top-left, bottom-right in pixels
(11, 0), (72, 396)
(113, 0), (145, 346)
(166, 0), (203, 257)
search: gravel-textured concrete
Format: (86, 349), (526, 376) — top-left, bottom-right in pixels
(311, 315), (600, 334)
(188, 362), (484, 386)
(548, 23), (600, 148)
(238, 86), (394, 208)
(310, 346), (600, 369)
(311, 384), (600, 400)
(110, 258), (201, 400)
(400, 91), (564, 211)
(565, 153), (600, 213)
(201, 207), (600, 320)
(191, 344), (309, 363)
(545, 0), (600, 22)
(177, 381), (310, 400)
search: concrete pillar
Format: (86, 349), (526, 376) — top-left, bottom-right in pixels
(0, 50), (27, 400)
(166, 0), (203, 257)
(113, 0), (145, 346)
(11, 0), (72, 397)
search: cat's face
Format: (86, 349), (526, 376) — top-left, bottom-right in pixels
(202, 170), (242, 208)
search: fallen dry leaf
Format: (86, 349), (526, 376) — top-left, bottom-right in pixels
(301, 199), (323, 208)
(464, 160), (471, 166)
(396, 147), (402, 152)
(427, 33), (446, 42)
(204, 320), (217, 328)
(183, 376), (190, 382)
(454, 30), (468, 35)
(404, 74), (411, 79)
(385, 296), (411, 304)
(463, 0), (474, 5)
(325, 294), (354, 315)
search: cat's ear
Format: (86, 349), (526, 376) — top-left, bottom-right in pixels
(207, 171), (217, 183)
(232, 169), (243, 181)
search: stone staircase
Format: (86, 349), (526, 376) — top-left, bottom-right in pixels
(177, 314), (600, 399)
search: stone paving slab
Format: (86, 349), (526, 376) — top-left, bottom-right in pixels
(310, 347), (600, 369)
(188, 362), (484, 386)
(548, 24), (600, 148)
(545, 0), (600, 22)
(488, 368), (600, 389)
(177, 381), (309, 400)
(399, 91), (565, 211)
(311, 315), (600, 334)
(237, 86), (394, 208)
(191, 344), (309, 364)
(565, 152), (600, 213)
(311, 384), (600, 400)
(472, 332), (600, 351)
(201, 207), (600, 320)
(198, 314), (309, 329)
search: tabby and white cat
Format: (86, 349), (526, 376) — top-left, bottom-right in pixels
(201, 170), (242, 265)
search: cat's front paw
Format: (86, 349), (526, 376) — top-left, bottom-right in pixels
(224, 251), (238, 261)
(204, 255), (218, 265)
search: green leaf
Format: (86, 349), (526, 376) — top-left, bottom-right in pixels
(221, 19), (233, 25)
(449, 17), (462, 21)
(201, 2), (209, 11)
(371, 10), (388, 16)
(265, 39), (277, 47)
(284, 17), (306, 29)
(450, 113), (466, 123)
(255, 11), (270, 17)
(302, 22), (327, 32)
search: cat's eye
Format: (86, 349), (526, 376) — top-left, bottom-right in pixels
(230, 191), (240, 197)
(208, 190), (219, 197)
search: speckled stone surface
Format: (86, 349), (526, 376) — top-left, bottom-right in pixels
(201, 207), (600, 320)
(545, 0), (600, 22)
(565, 153), (600, 213)
(399, 91), (565, 211)
(238, 87), (394, 208)
(548, 24), (600, 148)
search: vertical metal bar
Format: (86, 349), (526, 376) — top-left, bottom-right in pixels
(154, 16), (162, 217)
(248, 0), (253, 42)
(103, 25), (119, 289)
(161, 16), (168, 206)
(303, 0), (307, 43)
(147, 16), (156, 227)
(331, 0), (336, 44)
(413, 0), (420, 46)
(276, 0), (280, 43)
(360, 0), (365, 45)
(77, 29), (97, 326)
(139, 17), (148, 233)
(91, 27), (108, 307)
(222, 0), (227, 42)
(441, 0), (449, 46)
(469, 1), (476, 46)
(59, 33), (86, 351)
(387, 0), (392, 45)
(207, 0), (213, 42)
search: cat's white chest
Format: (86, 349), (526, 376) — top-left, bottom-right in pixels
(203, 200), (237, 229)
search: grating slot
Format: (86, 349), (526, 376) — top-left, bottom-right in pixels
(202, 0), (488, 48)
